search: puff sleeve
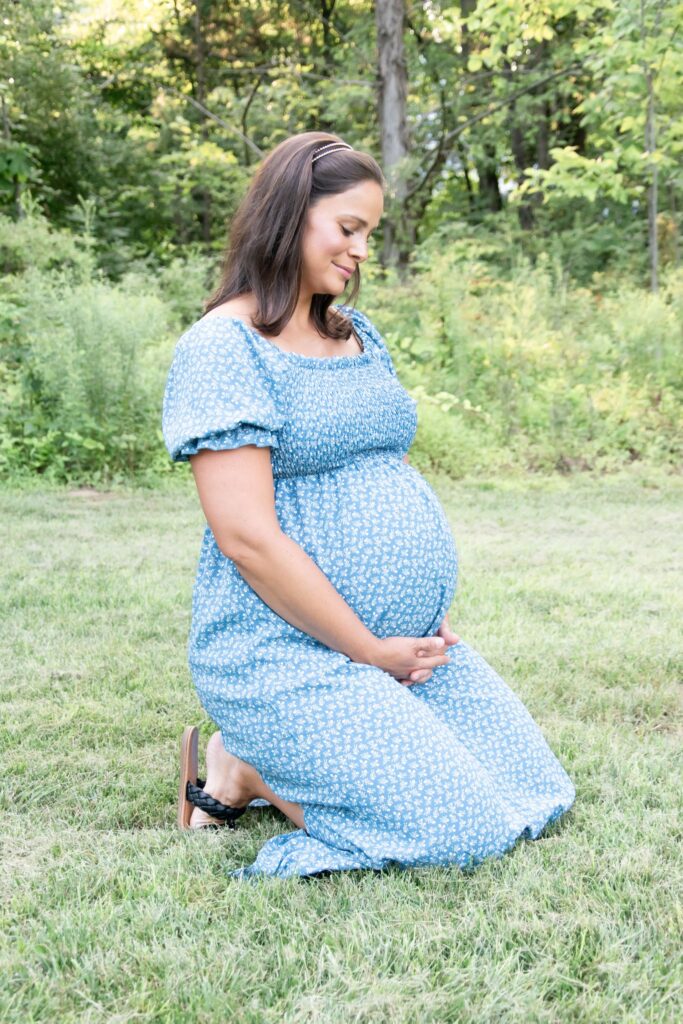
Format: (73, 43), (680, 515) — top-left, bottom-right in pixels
(162, 318), (285, 463)
(344, 307), (399, 379)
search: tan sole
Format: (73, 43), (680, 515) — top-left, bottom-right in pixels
(177, 726), (231, 830)
(177, 725), (199, 830)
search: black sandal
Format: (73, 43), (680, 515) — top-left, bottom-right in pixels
(177, 725), (248, 830)
(186, 778), (247, 829)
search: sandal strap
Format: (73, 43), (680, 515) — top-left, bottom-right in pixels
(186, 779), (247, 826)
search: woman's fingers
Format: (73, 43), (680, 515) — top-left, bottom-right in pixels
(421, 653), (450, 669)
(418, 637), (445, 652)
(415, 644), (445, 658)
(404, 666), (436, 685)
(401, 632), (460, 684)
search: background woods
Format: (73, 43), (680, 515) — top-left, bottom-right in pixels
(0, 0), (681, 482)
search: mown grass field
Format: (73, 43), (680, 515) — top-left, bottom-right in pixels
(2, 469), (681, 1023)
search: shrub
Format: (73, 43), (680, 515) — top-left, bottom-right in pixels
(0, 208), (95, 280)
(0, 273), (174, 482)
(1, 212), (681, 483)
(362, 246), (683, 476)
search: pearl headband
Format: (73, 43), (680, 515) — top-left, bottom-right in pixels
(311, 142), (353, 164)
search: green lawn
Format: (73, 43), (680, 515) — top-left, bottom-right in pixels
(2, 470), (681, 1023)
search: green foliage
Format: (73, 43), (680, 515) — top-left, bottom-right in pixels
(118, 249), (216, 326)
(1, 212), (682, 485)
(407, 398), (506, 478)
(0, 139), (40, 197)
(0, 215), (179, 482)
(1, 0), (102, 219)
(515, 0), (683, 214)
(362, 234), (683, 478)
(2, 0), (681, 281)
(516, 147), (630, 204)
(0, 292), (173, 482)
(0, 203), (95, 277)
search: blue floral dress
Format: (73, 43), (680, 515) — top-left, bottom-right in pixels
(162, 305), (575, 879)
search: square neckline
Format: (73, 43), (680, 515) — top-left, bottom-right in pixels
(201, 305), (371, 367)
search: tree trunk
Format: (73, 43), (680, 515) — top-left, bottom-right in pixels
(537, 99), (551, 171)
(193, 1), (212, 247)
(646, 69), (658, 293)
(670, 183), (679, 269)
(507, 42), (552, 231)
(320, 0), (336, 66)
(375, 0), (410, 274)
(457, 139), (474, 212)
(460, 1), (502, 213)
(477, 142), (503, 213)
(1, 94), (23, 220)
(510, 122), (536, 230)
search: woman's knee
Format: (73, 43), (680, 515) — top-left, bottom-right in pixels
(381, 754), (512, 863)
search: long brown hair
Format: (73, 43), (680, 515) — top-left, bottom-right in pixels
(204, 131), (386, 340)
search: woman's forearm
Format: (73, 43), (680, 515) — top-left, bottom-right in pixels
(232, 532), (380, 664)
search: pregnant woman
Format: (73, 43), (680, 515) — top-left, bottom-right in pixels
(162, 131), (575, 880)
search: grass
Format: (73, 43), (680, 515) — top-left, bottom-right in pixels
(2, 468), (682, 1022)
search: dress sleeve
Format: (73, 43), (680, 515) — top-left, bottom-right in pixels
(345, 308), (399, 379)
(162, 318), (285, 463)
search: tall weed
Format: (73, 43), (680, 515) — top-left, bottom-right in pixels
(1, 273), (174, 482)
(1, 212), (681, 482)
(363, 248), (682, 477)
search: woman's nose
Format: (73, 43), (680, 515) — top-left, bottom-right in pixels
(347, 237), (368, 261)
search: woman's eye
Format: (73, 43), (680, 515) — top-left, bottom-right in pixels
(341, 227), (353, 237)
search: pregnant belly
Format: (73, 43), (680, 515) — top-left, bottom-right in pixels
(274, 453), (458, 638)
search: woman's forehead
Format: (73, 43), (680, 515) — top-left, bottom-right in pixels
(318, 183), (384, 222)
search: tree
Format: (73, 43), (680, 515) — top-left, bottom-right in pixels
(515, 0), (683, 290)
(375, 0), (410, 269)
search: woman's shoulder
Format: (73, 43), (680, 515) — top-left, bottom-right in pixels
(176, 302), (256, 354)
(337, 303), (385, 335)
(179, 300), (384, 357)
(336, 305), (398, 376)
(335, 305), (384, 345)
(168, 306), (269, 387)
(200, 297), (257, 327)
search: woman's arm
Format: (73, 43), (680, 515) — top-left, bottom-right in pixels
(190, 446), (381, 665)
(402, 454), (409, 464)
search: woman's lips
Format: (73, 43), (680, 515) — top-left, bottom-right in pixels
(333, 263), (353, 279)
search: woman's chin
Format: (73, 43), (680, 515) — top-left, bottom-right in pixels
(309, 273), (349, 296)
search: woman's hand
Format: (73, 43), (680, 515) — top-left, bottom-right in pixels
(369, 633), (452, 686)
(400, 615), (460, 686)
(435, 614), (460, 649)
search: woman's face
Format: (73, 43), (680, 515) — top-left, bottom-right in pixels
(300, 180), (384, 297)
